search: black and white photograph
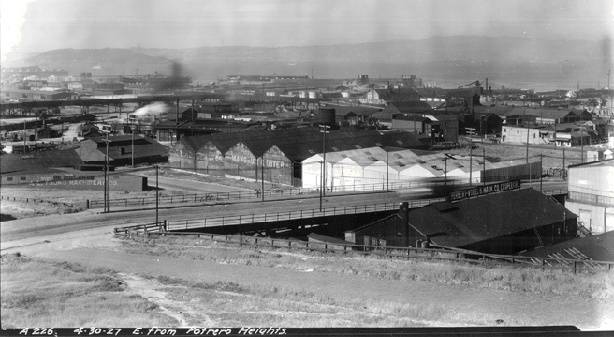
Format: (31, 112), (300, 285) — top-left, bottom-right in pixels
(1, 0), (613, 334)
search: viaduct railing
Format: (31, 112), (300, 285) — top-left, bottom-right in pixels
(117, 230), (614, 275)
(113, 198), (443, 234)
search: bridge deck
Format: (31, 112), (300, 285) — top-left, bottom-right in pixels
(115, 198), (445, 234)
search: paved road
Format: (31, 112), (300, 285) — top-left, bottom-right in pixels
(1, 180), (567, 243)
(0, 189), (409, 243)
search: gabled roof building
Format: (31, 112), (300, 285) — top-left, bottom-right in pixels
(345, 189), (578, 255)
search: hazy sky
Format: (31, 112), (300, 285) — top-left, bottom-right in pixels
(1, 0), (613, 60)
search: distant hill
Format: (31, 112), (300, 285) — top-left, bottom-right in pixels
(16, 48), (174, 76)
(7, 36), (612, 89)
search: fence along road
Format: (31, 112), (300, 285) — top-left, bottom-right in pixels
(118, 229), (614, 275)
(86, 180), (439, 209)
(86, 178), (567, 210)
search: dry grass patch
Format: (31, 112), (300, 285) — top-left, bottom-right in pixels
(0, 253), (178, 328)
(122, 236), (614, 300)
(141, 273), (494, 327)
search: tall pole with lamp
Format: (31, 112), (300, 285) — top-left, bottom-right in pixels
(443, 157), (448, 185)
(104, 132), (110, 213)
(469, 141), (473, 186)
(261, 157), (265, 202)
(131, 124), (135, 168)
(155, 164), (159, 229)
(319, 124), (330, 209)
(386, 150), (389, 191)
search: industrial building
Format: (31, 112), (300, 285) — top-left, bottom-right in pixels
(391, 113), (459, 143)
(345, 188), (578, 255)
(169, 128), (425, 186)
(300, 147), (542, 191)
(77, 135), (168, 170)
(565, 159), (614, 234)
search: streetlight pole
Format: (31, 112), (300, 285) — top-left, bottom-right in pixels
(526, 121), (530, 164)
(443, 157), (448, 185)
(469, 141), (473, 186)
(540, 153), (543, 192)
(482, 145), (486, 186)
(386, 150), (389, 191)
(155, 164), (159, 227)
(562, 147), (566, 179)
(104, 132), (110, 213)
(261, 157), (265, 202)
(319, 124), (330, 195)
(481, 117), (485, 185)
(23, 120), (26, 152)
(584, 125), (588, 163)
(319, 160), (323, 212)
(131, 125), (135, 168)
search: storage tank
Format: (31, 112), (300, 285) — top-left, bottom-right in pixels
(319, 108), (336, 125)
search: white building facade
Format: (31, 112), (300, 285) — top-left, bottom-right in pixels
(565, 160), (614, 234)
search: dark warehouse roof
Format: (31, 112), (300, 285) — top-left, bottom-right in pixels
(353, 189), (577, 249)
(1, 149), (82, 175)
(408, 189), (577, 247)
(181, 128), (426, 162)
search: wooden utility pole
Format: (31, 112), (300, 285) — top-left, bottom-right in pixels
(562, 147), (566, 178)
(104, 132), (110, 213)
(155, 164), (159, 226)
(526, 122), (530, 164)
(131, 126), (135, 168)
(469, 142), (473, 186)
(23, 120), (26, 152)
(443, 157), (448, 185)
(319, 124), (331, 195)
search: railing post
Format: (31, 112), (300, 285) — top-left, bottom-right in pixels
(573, 261), (577, 274)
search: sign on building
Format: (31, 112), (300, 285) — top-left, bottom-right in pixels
(449, 180), (521, 202)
